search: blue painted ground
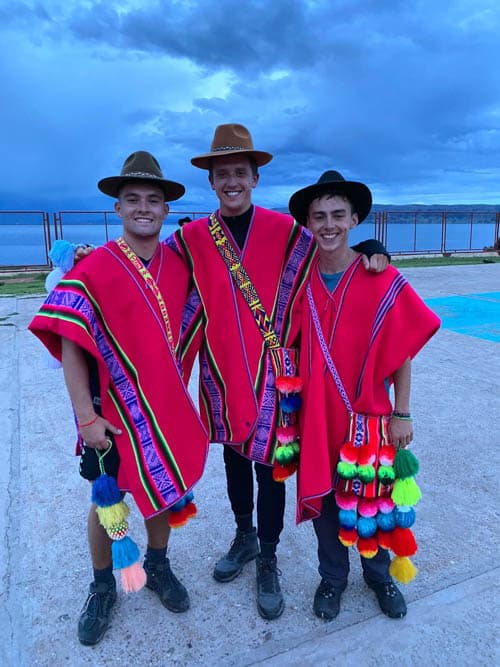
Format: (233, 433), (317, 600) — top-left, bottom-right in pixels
(425, 291), (500, 342)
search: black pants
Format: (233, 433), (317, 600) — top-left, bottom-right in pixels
(223, 444), (285, 544)
(313, 492), (391, 587)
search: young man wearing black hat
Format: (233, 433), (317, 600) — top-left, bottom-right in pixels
(29, 152), (208, 645)
(169, 125), (389, 619)
(290, 170), (439, 621)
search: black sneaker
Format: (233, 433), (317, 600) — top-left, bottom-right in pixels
(364, 578), (407, 618)
(256, 555), (284, 620)
(145, 558), (190, 613)
(78, 580), (117, 646)
(213, 528), (259, 582)
(313, 579), (346, 621)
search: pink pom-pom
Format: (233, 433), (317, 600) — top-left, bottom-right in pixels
(340, 443), (358, 464)
(120, 562), (147, 593)
(275, 376), (303, 393)
(358, 498), (378, 517)
(379, 444), (396, 466)
(335, 491), (358, 511)
(378, 497), (395, 513)
(358, 447), (376, 466)
(276, 426), (298, 444)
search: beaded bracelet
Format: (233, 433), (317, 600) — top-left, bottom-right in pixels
(392, 411), (412, 421)
(79, 414), (99, 428)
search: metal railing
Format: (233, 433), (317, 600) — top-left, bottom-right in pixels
(1, 209), (499, 270)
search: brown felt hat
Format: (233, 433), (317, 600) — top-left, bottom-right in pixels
(288, 170), (372, 225)
(191, 123), (273, 170)
(98, 151), (185, 201)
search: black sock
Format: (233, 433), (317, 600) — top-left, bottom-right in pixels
(146, 544), (167, 563)
(235, 513), (254, 533)
(259, 541), (277, 559)
(93, 565), (114, 585)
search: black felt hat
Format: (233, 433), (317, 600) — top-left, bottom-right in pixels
(288, 170), (372, 225)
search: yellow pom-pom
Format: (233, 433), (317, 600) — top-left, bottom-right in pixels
(96, 501), (130, 530)
(389, 556), (418, 583)
(391, 478), (422, 506)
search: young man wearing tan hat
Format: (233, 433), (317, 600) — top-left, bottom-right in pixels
(29, 151), (208, 645)
(168, 124), (389, 619)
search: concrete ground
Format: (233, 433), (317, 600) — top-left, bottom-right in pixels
(1, 263), (499, 667)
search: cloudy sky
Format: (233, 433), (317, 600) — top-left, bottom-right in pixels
(1, 0), (499, 213)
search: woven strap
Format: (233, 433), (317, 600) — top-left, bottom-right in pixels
(208, 213), (280, 350)
(116, 237), (176, 356)
(306, 283), (353, 413)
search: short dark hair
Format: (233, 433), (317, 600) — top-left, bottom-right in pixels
(117, 178), (166, 200)
(309, 189), (356, 214)
(208, 155), (258, 181)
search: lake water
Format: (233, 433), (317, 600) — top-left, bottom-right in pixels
(0, 216), (498, 266)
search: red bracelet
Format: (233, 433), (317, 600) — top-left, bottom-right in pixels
(79, 414), (98, 428)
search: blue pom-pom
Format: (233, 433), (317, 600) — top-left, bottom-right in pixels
(185, 490), (194, 503)
(394, 506), (416, 528)
(112, 536), (140, 569)
(169, 497), (187, 512)
(48, 240), (76, 272)
(376, 510), (396, 531)
(338, 509), (357, 529)
(92, 474), (122, 507)
(280, 395), (302, 413)
(357, 516), (377, 538)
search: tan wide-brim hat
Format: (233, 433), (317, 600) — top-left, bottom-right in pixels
(98, 151), (185, 201)
(289, 170), (372, 225)
(191, 123), (273, 170)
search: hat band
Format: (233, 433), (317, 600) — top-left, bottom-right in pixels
(212, 145), (249, 152)
(123, 171), (161, 179)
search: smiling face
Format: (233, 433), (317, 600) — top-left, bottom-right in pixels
(306, 193), (358, 256)
(114, 182), (169, 244)
(209, 155), (259, 216)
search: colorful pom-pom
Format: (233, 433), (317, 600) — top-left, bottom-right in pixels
(357, 464), (375, 483)
(357, 516), (377, 538)
(280, 395), (302, 413)
(338, 527), (358, 546)
(336, 461), (357, 479)
(92, 474), (122, 507)
(357, 447), (376, 466)
(358, 498), (378, 517)
(111, 535), (140, 570)
(168, 505), (191, 528)
(185, 501), (197, 519)
(335, 492), (358, 511)
(376, 510), (396, 531)
(275, 444), (297, 464)
(394, 448), (420, 479)
(276, 426), (298, 444)
(338, 509), (357, 529)
(119, 561), (147, 593)
(394, 506), (416, 528)
(339, 443), (358, 464)
(357, 537), (378, 558)
(377, 529), (392, 550)
(389, 556), (418, 584)
(378, 497), (395, 514)
(391, 478), (422, 506)
(377, 465), (395, 485)
(272, 462), (297, 482)
(391, 527), (418, 557)
(96, 500), (130, 529)
(379, 444), (396, 466)
(107, 519), (129, 540)
(275, 376), (303, 393)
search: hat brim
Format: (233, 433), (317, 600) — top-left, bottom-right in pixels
(97, 175), (185, 202)
(190, 149), (273, 170)
(288, 181), (372, 226)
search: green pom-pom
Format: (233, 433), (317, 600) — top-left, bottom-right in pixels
(394, 448), (420, 479)
(275, 445), (296, 464)
(337, 461), (357, 479)
(291, 440), (300, 456)
(378, 465), (396, 485)
(391, 477), (422, 506)
(357, 464), (375, 483)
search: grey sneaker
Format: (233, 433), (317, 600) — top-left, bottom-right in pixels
(256, 555), (284, 620)
(78, 580), (117, 646)
(145, 558), (190, 612)
(213, 528), (259, 582)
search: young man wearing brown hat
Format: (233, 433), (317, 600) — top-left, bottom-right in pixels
(29, 151), (208, 645)
(168, 124), (389, 619)
(289, 170), (439, 621)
